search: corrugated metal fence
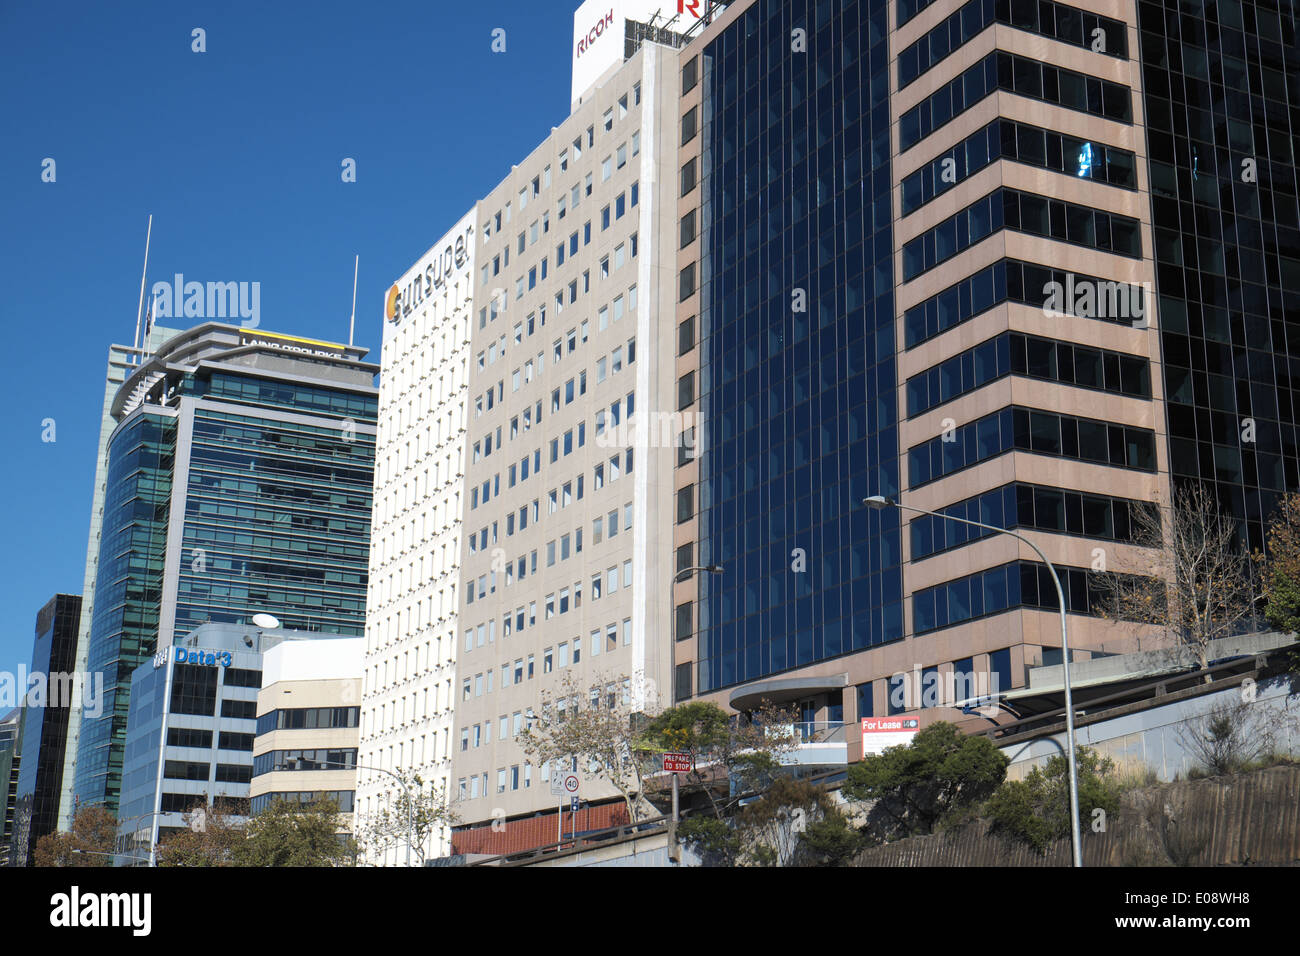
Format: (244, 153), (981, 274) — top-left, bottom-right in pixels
(853, 766), (1300, 866)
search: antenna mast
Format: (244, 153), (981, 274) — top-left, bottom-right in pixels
(133, 214), (153, 360)
(348, 254), (359, 347)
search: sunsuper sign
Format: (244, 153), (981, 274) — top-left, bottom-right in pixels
(386, 224), (474, 325)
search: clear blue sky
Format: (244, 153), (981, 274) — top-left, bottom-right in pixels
(0, 0), (577, 675)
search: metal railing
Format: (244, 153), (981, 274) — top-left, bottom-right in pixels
(792, 721), (850, 744)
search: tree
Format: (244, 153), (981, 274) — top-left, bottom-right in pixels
(1259, 491), (1300, 669)
(736, 775), (861, 867)
(356, 770), (457, 866)
(519, 671), (660, 823)
(1174, 697), (1283, 776)
(234, 798), (356, 867)
(33, 805), (117, 867)
(155, 801), (246, 867)
(842, 721), (1008, 842)
(639, 699), (799, 824)
(1095, 482), (1260, 678)
(986, 747), (1120, 853)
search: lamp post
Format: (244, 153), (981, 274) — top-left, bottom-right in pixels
(863, 494), (1083, 867)
(290, 758), (417, 867)
(72, 847), (151, 865)
(116, 810), (166, 867)
(668, 564), (723, 857)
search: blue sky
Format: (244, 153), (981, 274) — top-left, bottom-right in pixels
(0, 0), (578, 674)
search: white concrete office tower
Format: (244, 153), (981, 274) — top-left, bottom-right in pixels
(359, 211), (477, 864)
(58, 325), (177, 831)
(449, 32), (684, 838)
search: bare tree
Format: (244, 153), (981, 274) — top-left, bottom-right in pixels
(356, 770), (458, 866)
(1096, 483), (1259, 678)
(1174, 696), (1288, 776)
(518, 670), (660, 823)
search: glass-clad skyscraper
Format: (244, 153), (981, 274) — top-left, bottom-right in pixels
(10, 594), (82, 866)
(71, 324), (377, 813)
(690, 0), (903, 694)
(1136, 0), (1300, 550)
(670, 0), (1296, 754)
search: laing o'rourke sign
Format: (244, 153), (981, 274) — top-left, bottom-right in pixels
(861, 717), (919, 755)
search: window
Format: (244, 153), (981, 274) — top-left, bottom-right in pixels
(681, 106), (698, 145)
(678, 371), (696, 409)
(680, 158), (697, 195)
(616, 144), (627, 169)
(680, 210), (696, 248)
(678, 316), (695, 355)
(603, 108), (614, 132)
(602, 156), (612, 181)
(679, 262), (696, 301)
(677, 485), (694, 523)
(682, 56), (698, 94)
(631, 130), (640, 156)
(618, 93), (628, 118)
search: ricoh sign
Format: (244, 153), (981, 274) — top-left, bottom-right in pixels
(570, 0), (704, 103)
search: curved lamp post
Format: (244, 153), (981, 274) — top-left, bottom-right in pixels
(864, 494), (1083, 867)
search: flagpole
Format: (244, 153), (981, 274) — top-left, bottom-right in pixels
(133, 214), (153, 359)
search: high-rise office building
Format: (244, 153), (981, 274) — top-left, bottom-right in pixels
(10, 594), (82, 866)
(116, 622), (347, 863)
(369, 0), (1297, 855)
(670, 0), (1295, 753)
(362, 1), (700, 858)
(59, 326), (177, 831)
(70, 323), (377, 815)
(0, 710), (20, 866)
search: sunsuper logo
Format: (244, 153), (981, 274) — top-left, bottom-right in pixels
(386, 223), (474, 325)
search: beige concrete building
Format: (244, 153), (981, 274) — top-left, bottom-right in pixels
(451, 35), (685, 826)
(252, 638), (363, 833)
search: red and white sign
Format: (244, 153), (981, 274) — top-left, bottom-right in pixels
(663, 752), (692, 773)
(563, 772), (581, 794)
(570, 0), (706, 104)
(861, 717), (920, 755)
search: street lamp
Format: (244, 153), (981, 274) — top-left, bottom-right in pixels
(289, 758), (417, 867)
(116, 810), (166, 867)
(72, 847), (151, 865)
(863, 494), (1083, 867)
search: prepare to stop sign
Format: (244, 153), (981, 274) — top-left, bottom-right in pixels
(663, 752), (692, 773)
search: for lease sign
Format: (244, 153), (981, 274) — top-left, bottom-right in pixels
(861, 717), (919, 755)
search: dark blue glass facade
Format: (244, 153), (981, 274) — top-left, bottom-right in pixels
(695, 0), (902, 694)
(74, 414), (175, 813)
(1137, 0), (1300, 550)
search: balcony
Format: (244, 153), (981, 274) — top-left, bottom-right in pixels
(779, 721), (850, 769)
